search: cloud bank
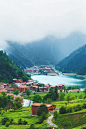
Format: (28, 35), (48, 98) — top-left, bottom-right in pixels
(0, 0), (86, 48)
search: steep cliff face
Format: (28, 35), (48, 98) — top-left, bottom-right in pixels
(56, 44), (86, 75)
(6, 32), (86, 68)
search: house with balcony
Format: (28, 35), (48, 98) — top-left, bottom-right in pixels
(32, 103), (56, 115)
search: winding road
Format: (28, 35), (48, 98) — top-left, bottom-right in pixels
(46, 114), (58, 128)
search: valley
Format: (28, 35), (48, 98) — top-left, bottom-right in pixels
(0, 49), (86, 129)
(0, 1), (86, 128)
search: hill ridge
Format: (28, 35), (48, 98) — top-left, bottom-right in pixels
(55, 44), (86, 75)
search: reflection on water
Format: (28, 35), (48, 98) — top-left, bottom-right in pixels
(32, 75), (86, 88)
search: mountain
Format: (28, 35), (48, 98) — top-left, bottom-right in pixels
(7, 38), (60, 68)
(6, 32), (86, 68)
(55, 44), (86, 75)
(0, 51), (28, 83)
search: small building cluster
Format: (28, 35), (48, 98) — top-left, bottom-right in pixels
(0, 83), (13, 93)
(0, 78), (66, 94)
(25, 65), (56, 75)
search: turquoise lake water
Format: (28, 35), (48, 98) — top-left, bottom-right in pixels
(32, 75), (86, 88)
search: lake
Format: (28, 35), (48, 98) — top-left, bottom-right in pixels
(32, 75), (86, 88)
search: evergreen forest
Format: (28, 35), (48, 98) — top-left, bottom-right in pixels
(0, 51), (29, 83)
(55, 44), (86, 75)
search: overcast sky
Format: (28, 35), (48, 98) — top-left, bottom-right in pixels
(0, 0), (86, 49)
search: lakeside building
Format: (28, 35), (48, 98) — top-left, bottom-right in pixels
(12, 84), (30, 93)
(51, 84), (65, 90)
(32, 86), (48, 92)
(13, 79), (23, 83)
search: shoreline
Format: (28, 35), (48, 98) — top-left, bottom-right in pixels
(63, 74), (86, 79)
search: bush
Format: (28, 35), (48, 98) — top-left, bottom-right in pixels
(45, 98), (52, 104)
(22, 120), (28, 125)
(30, 124), (35, 129)
(18, 118), (22, 125)
(84, 96), (86, 99)
(10, 118), (13, 124)
(1, 117), (9, 125)
(66, 107), (73, 113)
(79, 95), (83, 99)
(74, 104), (82, 112)
(59, 106), (66, 114)
(59, 92), (65, 101)
(65, 102), (67, 106)
(82, 103), (86, 109)
(15, 102), (22, 109)
(39, 112), (47, 123)
(33, 95), (42, 103)
(5, 122), (10, 127)
(71, 96), (75, 100)
(66, 94), (71, 103)
(53, 111), (58, 120)
(1, 110), (4, 115)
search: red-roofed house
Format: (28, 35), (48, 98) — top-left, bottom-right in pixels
(26, 80), (34, 86)
(32, 86), (38, 91)
(5, 86), (13, 92)
(32, 86), (48, 92)
(51, 84), (65, 90)
(56, 84), (65, 90)
(18, 85), (30, 92)
(0, 89), (7, 93)
(44, 84), (50, 88)
(25, 69), (33, 74)
(13, 79), (23, 83)
(32, 103), (56, 115)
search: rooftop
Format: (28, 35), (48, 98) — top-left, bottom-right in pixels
(32, 103), (52, 107)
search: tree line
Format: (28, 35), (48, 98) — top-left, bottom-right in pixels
(0, 92), (22, 110)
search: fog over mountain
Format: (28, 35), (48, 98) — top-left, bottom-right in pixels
(1, 0), (86, 50)
(0, 0), (86, 68)
(6, 32), (86, 68)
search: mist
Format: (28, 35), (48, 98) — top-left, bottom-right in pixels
(0, 0), (86, 49)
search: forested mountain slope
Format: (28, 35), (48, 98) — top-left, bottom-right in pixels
(7, 38), (60, 68)
(6, 32), (86, 68)
(0, 51), (28, 83)
(55, 45), (86, 75)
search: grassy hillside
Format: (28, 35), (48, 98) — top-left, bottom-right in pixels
(0, 91), (86, 129)
(55, 44), (86, 75)
(0, 51), (29, 83)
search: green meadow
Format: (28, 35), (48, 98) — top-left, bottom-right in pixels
(28, 91), (85, 107)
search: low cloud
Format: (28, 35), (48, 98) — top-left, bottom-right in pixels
(0, 0), (86, 49)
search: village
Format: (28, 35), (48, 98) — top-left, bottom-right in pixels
(0, 78), (65, 101)
(0, 77), (83, 114)
(0, 74), (86, 129)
